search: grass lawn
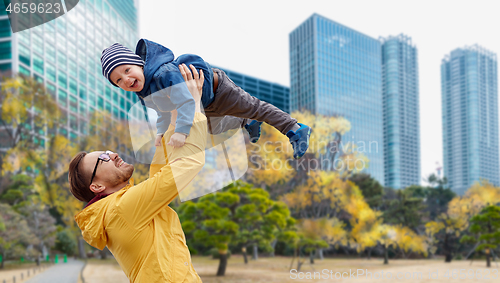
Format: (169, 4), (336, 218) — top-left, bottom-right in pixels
(195, 255), (500, 282)
(75, 255), (500, 282)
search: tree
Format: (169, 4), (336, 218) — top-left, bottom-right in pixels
(425, 221), (445, 259)
(55, 228), (77, 256)
(381, 187), (427, 233)
(0, 174), (57, 264)
(425, 186), (456, 220)
(294, 220), (329, 267)
(17, 202), (57, 264)
(376, 225), (396, 264)
(424, 173), (448, 188)
(245, 110), (357, 198)
(178, 181), (294, 276)
(0, 203), (35, 268)
(460, 206), (500, 267)
(349, 173), (383, 210)
(429, 181), (500, 262)
(0, 174), (34, 206)
(0, 75), (61, 183)
(282, 171), (346, 219)
(230, 182), (292, 262)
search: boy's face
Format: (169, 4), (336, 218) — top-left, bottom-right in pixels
(110, 64), (145, 92)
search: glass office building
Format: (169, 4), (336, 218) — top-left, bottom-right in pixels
(0, 0), (141, 151)
(381, 34), (420, 189)
(289, 14), (384, 184)
(441, 45), (499, 195)
(214, 66), (290, 113)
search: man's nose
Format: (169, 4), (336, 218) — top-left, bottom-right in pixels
(110, 152), (119, 160)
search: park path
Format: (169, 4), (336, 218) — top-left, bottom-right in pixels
(24, 259), (84, 283)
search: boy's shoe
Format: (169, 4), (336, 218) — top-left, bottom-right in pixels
(244, 120), (263, 143)
(286, 123), (312, 159)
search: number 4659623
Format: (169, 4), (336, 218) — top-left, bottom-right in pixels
(5, 2), (62, 14)
(443, 269), (498, 280)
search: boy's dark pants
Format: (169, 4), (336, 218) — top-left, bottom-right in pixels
(204, 68), (297, 135)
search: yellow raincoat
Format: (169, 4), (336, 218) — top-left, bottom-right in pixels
(75, 113), (206, 282)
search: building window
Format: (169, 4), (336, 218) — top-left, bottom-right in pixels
(105, 86), (111, 100)
(0, 19), (11, 38)
(46, 83), (56, 97)
(69, 96), (78, 113)
(79, 68), (87, 83)
(58, 89), (67, 107)
(58, 51), (67, 67)
(18, 31), (30, 45)
(32, 33), (43, 54)
(0, 41), (12, 60)
(18, 43), (30, 66)
(97, 96), (103, 110)
(79, 84), (86, 100)
(45, 44), (55, 62)
(0, 63), (11, 73)
(69, 78), (77, 95)
(58, 70), (67, 89)
(33, 53), (44, 75)
(19, 65), (30, 76)
(88, 75), (95, 89)
(46, 63), (56, 82)
(88, 90), (95, 106)
(69, 60), (77, 78)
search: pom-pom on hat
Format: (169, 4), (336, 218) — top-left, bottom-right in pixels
(101, 43), (144, 87)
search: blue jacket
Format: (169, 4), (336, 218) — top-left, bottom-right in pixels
(135, 39), (214, 135)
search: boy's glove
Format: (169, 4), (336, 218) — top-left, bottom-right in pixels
(167, 132), (187, 148)
(155, 134), (163, 147)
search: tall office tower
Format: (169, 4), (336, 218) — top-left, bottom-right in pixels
(0, 0), (141, 156)
(380, 34), (421, 189)
(441, 45), (499, 195)
(289, 14), (384, 184)
(215, 66), (290, 113)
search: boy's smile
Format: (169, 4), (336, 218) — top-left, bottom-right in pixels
(110, 64), (145, 92)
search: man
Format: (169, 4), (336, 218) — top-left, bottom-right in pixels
(69, 64), (205, 282)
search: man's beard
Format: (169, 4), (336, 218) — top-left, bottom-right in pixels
(110, 164), (135, 187)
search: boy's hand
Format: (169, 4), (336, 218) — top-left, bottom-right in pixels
(155, 134), (163, 147)
(167, 133), (187, 148)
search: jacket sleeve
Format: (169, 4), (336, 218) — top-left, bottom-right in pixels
(117, 113), (207, 230)
(140, 95), (171, 135)
(155, 110), (171, 135)
(157, 70), (196, 136)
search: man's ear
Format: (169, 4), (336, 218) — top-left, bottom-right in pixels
(89, 183), (106, 194)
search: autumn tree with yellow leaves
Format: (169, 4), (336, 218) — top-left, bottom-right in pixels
(1, 75), (149, 259)
(426, 181), (500, 262)
(244, 110), (432, 263)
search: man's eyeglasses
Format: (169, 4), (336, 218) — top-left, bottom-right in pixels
(90, 150), (114, 185)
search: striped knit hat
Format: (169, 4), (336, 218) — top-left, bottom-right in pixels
(101, 43), (144, 87)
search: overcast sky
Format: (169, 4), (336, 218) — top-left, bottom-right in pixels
(138, 0), (500, 184)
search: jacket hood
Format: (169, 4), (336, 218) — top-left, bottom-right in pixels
(74, 197), (110, 250)
(135, 39), (175, 98)
(74, 179), (134, 250)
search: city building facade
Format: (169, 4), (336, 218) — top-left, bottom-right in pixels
(441, 45), (499, 195)
(380, 34), (421, 189)
(215, 66), (290, 114)
(0, 0), (142, 152)
(289, 14), (384, 184)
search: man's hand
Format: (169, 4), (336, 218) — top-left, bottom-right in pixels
(179, 63), (203, 113)
(167, 132), (187, 148)
(155, 134), (163, 147)
(166, 64), (203, 149)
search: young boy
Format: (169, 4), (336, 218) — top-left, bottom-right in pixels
(101, 39), (311, 159)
